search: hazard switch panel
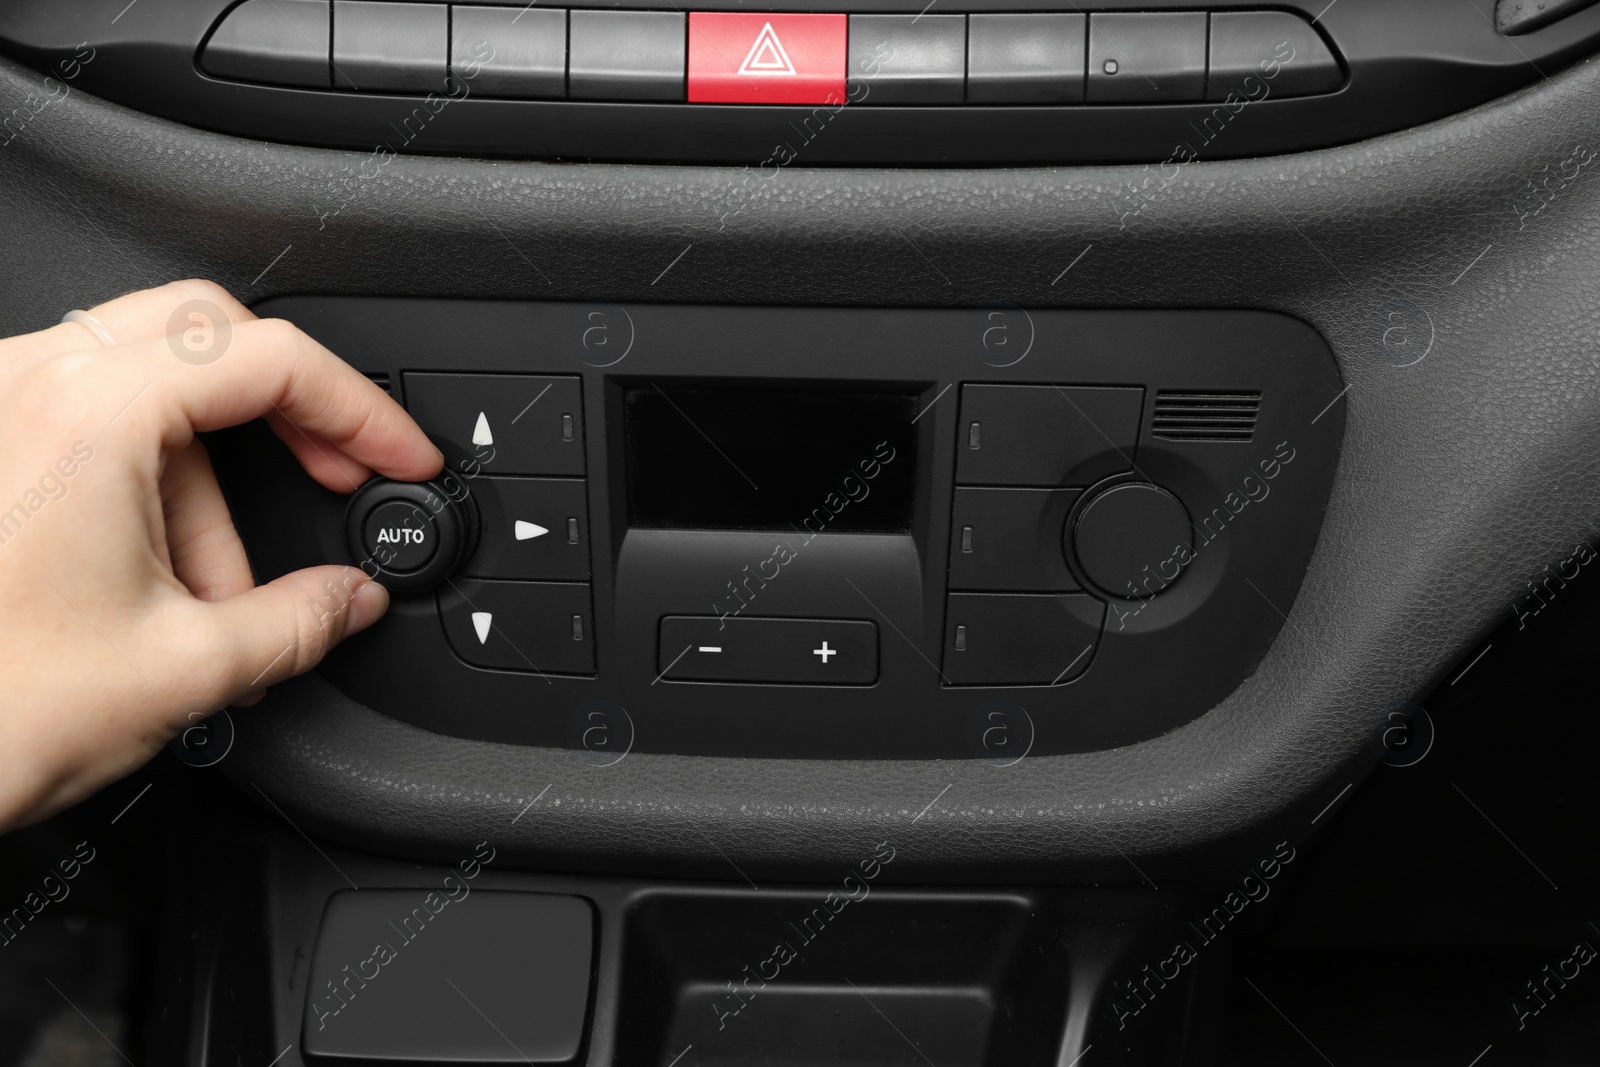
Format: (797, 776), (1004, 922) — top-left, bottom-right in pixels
(25, 0), (1566, 165)
(193, 3), (1344, 107)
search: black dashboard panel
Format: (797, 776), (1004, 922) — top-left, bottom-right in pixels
(216, 298), (1343, 760)
(6, 24), (1600, 878)
(5, 0), (1600, 164)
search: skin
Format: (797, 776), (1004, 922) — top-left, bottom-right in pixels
(0, 280), (442, 832)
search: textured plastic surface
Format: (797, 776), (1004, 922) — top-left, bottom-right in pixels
(1497, 0), (1600, 34)
(1, 47), (1598, 874)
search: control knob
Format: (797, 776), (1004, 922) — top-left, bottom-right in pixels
(1068, 481), (1193, 600)
(344, 476), (479, 592)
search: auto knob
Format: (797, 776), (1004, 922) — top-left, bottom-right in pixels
(344, 475), (479, 593)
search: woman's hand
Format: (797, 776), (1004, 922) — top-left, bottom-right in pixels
(0, 280), (441, 831)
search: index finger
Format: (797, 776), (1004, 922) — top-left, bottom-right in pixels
(132, 315), (442, 487)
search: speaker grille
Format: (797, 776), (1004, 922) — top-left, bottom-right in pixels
(1152, 391), (1261, 442)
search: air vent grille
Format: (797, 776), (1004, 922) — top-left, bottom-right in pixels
(1152, 390), (1261, 442)
(366, 372), (392, 395)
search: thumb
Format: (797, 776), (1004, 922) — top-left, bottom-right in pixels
(203, 566), (389, 705)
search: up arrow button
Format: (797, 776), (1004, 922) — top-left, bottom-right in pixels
(401, 373), (585, 477)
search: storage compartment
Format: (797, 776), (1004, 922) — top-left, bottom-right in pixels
(301, 889), (597, 1064)
(614, 888), (1068, 1067)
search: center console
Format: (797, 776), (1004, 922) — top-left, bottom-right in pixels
(216, 298), (1343, 760)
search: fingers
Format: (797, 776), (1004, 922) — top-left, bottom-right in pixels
(160, 440), (256, 602)
(264, 412), (381, 493)
(200, 565), (388, 706)
(33, 280), (256, 359)
(88, 279), (256, 346)
(136, 316), (441, 490)
(12, 279), (437, 495)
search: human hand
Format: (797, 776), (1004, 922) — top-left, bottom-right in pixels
(0, 280), (442, 831)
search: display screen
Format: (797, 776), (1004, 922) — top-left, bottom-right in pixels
(624, 384), (918, 533)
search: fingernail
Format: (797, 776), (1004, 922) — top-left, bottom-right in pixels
(347, 577), (390, 634)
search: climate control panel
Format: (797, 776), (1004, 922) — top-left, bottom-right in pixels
(215, 300), (1343, 760)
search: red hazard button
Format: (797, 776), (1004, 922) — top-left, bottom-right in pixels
(687, 12), (848, 105)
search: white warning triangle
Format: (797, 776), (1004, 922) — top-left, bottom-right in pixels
(472, 411), (494, 447)
(470, 611), (493, 644)
(738, 22), (797, 77)
(514, 520), (548, 541)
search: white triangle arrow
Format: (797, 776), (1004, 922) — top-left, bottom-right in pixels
(514, 520), (548, 541)
(471, 611), (493, 645)
(472, 411), (494, 447)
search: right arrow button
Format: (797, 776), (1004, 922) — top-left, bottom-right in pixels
(462, 476), (591, 581)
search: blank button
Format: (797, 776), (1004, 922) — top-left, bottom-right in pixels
(1208, 12), (1344, 101)
(569, 11), (686, 102)
(955, 384), (1143, 488)
(948, 487), (1082, 592)
(968, 14), (1086, 104)
(201, 0), (331, 89)
(1087, 12), (1206, 103)
(847, 14), (967, 105)
(944, 593), (1104, 686)
(451, 6), (567, 99)
(333, 1), (448, 93)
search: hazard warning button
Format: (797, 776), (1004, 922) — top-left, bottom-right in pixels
(687, 12), (848, 105)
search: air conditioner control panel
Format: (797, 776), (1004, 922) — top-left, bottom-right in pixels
(215, 299), (1343, 760)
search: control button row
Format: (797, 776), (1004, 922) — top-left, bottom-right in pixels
(441, 579), (595, 675)
(864, 13), (1274, 106)
(657, 616), (878, 685)
(202, 4), (1342, 104)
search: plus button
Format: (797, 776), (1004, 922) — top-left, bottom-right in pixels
(812, 641), (837, 664)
